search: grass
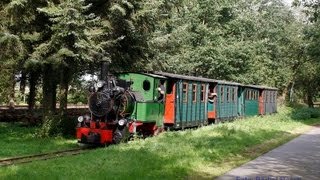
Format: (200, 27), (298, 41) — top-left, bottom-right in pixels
(0, 106), (319, 180)
(0, 123), (78, 159)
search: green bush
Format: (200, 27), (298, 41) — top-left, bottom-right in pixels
(292, 107), (320, 120)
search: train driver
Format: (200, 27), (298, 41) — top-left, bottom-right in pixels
(157, 80), (166, 102)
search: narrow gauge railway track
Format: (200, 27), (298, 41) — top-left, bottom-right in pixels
(0, 105), (88, 110)
(0, 148), (90, 167)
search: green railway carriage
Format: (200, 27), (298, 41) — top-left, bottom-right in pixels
(174, 79), (208, 128)
(263, 88), (278, 114)
(153, 72), (247, 127)
(153, 72), (211, 129)
(215, 81), (242, 121)
(242, 86), (260, 116)
(239, 85), (278, 116)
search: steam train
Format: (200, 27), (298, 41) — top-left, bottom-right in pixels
(76, 63), (277, 145)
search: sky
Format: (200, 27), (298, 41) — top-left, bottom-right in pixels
(283, 0), (293, 6)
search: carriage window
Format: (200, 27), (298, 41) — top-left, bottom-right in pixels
(245, 90), (248, 100)
(220, 86), (224, 103)
(246, 90), (249, 100)
(231, 88), (234, 102)
(192, 84), (197, 102)
(252, 90), (255, 100)
(166, 80), (175, 94)
(232, 88), (236, 102)
(249, 90), (252, 100)
(274, 92), (276, 103)
(266, 92), (268, 103)
(143, 80), (150, 91)
(270, 92), (272, 103)
(183, 83), (188, 102)
(201, 84), (205, 102)
(252, 91), (255, 100)
(226, 87), (230, 102)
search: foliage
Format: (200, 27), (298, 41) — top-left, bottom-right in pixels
(0, 32), (24, 103)
(146, 0), (298, 89)
(0, 107), (319, 179)
(31, 0), (97, 67)
(1, 0), (320, 135)
(291, 0), (320, 106)
(88, 0), (154, 71)
(67, 78), (91, 104)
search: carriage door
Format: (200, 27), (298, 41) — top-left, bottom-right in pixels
(207, 83), (216, 122)
(259, 90), (265, 115)
(238, 87), (245, 116)
(164, 80), (176, 124)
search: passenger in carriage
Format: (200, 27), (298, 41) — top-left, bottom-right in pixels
(208, 92), (217, 103)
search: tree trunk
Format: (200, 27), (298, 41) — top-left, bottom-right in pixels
(57, 65), (73, 136)
(307, 91), (314, 108)
(40, 64), (58, 137)
(27, 71), (40, 125)
(59, 66), (71, 117)
(28, 71), (39, 111)
(42, 64), (57, 115)
(289, 81), (295, 102)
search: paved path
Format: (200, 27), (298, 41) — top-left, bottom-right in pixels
(217, 126), (320, 180)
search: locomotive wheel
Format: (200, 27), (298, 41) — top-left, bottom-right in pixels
(113, 126), (130, 144)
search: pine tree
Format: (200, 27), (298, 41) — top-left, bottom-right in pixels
(30, 0), (98, 136)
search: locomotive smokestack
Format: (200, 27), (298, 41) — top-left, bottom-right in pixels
(100, 61), (109, 81)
